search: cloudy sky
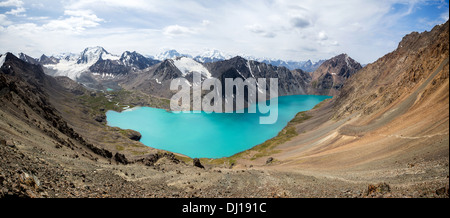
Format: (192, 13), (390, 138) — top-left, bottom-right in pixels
(0, 0), (448, 64)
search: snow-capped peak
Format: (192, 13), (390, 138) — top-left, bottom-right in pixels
(154, 49), (192, 61)
(54, 52), (79, 62)
(77, 46), (119, 64)
(120, 51), (137, 63)
(194, 49), (232, 63)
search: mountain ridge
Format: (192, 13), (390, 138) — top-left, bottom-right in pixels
(0, 21), (448, 198)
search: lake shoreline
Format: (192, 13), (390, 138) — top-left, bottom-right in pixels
(106, 95), (332, 159)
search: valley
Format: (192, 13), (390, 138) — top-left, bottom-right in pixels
(0, 21), (448, 198)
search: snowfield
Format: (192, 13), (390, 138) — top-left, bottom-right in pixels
(173, 57), (211, 78)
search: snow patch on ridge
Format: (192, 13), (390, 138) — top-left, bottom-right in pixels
(44, 60), (91, 80)
(0, 54), (6, 67)
(173, 57), (211, 78)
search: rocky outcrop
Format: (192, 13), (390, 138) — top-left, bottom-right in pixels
(136, 152), (180, 166)
(94, 114), (106, 123)
(266, 157), (274, 165)
(126, 130), (142, 141)
(193, 158), (204, 169)
(366, 183), (391, 197)
(114, 153), (129, 165)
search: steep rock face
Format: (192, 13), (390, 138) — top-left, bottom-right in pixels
(89, 59), (130, 76)
(309, 54), (362, 96)
(119, 59), (183, 99)
(39, 55), (59, 65)
(120, 51), (160, 69)
(152, 59), (184, 81)
(89, 50), (161, 79)
(18, 53), (40, 65)
(333, 21), (449, 119)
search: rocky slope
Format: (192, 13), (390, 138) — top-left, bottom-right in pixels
(308, 54), (362, 96)
(230, 21), (449, 197)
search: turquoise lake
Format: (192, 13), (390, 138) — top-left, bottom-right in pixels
(106, 95), (332, 158)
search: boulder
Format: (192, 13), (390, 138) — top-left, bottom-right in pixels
(435, 185), (449, 196)
(114, 153), (128, 165)
(193, 158), (204, 169)
(94, 114), (106, 123)
(126, 130), (142, 141)
(5, 140), (16, 148)
(366, 183), (391, 196)
(266, 157), (274, 165)
(19, 172), (40, 189)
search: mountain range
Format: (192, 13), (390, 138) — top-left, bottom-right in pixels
(16, 46), (361, 101)
(1, 21), (448, 198)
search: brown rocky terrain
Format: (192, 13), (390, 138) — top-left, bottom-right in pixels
(0, 21), (449, 198)
(308, 54), (362, 96)
(228, 21), (449, 197)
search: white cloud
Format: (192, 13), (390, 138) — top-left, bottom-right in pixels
(318, 31), (328, 41)
(0, 14), (12, 25)
(0, 0), (23, 7)
(42, 10), (103, 34)
(246, 24), (277, 38)
(202, 20), (211, 26)
(5, 6), (25, 16)
(1, 0), (448, 64)
(1, 0), (25, 16)
(163, 25), (196, 36)
(26, 16), (49, 21)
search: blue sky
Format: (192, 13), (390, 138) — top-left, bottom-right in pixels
(0, 0), (448, 64)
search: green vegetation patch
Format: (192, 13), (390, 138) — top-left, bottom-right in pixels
(248, 111), (312, 160)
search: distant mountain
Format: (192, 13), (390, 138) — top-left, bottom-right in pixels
(121, 55), (312, 101)
(18, 53), (40, 65)
(18, 47), (160, 81)
(154, 49), (325, 71)
(77, 46), (118, 65)
(16, 47), (359, 97)
(205, 56), (311, 97)
(39, 54), (59, 65)
(308, 54), (362, 96)
(194, 49), (232, 63)
(256, 58), (326, 72)
(120, 51), (160, 69)
(153, 49), (192, 61)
